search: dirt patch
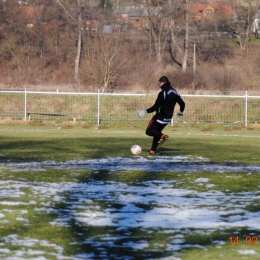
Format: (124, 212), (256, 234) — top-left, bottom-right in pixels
(61, 125), (73, 129)
(98, 125), (110, 129)
(201, 126), (213, 132)
(232, 126), (242, 130)
(128, 124), (137, 128)
(224, 126), (232, 131)
(82, 125), (92, 129)
(250, 123), (260, 128)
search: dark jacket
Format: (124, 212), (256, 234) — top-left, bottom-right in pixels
(146, 82), (185, 123)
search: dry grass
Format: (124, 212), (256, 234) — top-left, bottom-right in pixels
(249, 123), (260, 128)
(201, 125), (213, 131)
(0, 35), (260, 93)
(98, 125), (110, 129)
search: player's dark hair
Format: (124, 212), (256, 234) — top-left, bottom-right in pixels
(158, 76), (169, 83)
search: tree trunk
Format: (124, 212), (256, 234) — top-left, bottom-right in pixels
(182, 0), (189, 73)
(75, 10), (82, 88)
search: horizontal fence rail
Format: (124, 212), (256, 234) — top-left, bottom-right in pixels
(0, 89), (259, 127)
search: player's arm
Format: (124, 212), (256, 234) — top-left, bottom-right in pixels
(146, 93), (164, 113)
(177, 95), (185, 112)
(176, 95), (185, 117)
(137, 92), (163, 118)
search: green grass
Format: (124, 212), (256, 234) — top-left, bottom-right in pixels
(0, 124), (260, 259)
(0, 124), (259, 163)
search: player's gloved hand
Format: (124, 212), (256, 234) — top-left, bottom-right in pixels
(177, 111), (184, 118)
(137, 110), (147, 118)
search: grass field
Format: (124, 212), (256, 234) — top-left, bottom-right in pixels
(0, 124), (260, 260)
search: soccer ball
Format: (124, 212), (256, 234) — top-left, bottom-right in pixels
(131, 145), (142, 155)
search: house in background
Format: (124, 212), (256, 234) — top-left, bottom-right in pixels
(184, 3), (233, 21)
(81, 6), (102, 31)
(116, 5), (160, 30)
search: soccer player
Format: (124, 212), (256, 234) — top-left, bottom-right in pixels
(137, 76), (185, 155)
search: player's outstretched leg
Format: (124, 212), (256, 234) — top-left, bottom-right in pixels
(158, 134), (169, 146)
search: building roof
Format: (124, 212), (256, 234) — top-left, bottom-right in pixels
(116, 6), (161, 17)
(186, 3), (208, 15)
(184, 3), (233, 17)
(211, 4), (233, 16)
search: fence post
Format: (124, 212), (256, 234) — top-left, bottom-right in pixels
(98, 89), (100, 125)
(24, 88), (27, 123)
(245, 90), (248, 127)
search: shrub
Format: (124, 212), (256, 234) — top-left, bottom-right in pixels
(208, 66), (241, 93)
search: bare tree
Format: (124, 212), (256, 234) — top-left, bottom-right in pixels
(182, 0), (190, 73)
(201, 42), (234, 64)
(1, 1), (45, 71)
(75, 5), (82, 86)
(166, 0), (184, 67)
(209, 66), (241, 93)
(56, 0), (84, 87)
(225, 0), (258, 51)
(83, 29), (127, 92)
(148, 5), (171, 64)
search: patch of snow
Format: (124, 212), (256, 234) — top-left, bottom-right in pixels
(237, 249), (257, 255)
(1, 157), (260, 259)
(195, 178), (210, 183)
(1, 156), (260, 173)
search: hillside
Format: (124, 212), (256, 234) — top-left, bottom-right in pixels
(0, 0), (259, 93)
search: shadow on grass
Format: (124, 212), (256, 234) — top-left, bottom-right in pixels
(0, 133), (258, 164)
(157, 147), (181, 155)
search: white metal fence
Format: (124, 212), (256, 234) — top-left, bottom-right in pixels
(0, 89), (259, 127)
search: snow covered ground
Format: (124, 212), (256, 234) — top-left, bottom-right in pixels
(4, 155), (260, 173)
(0, 156), (260, 259)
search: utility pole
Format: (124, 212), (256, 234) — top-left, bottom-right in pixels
(193, 43), (196, 82)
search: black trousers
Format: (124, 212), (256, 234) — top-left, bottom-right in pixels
(145, 116), (168, 151)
